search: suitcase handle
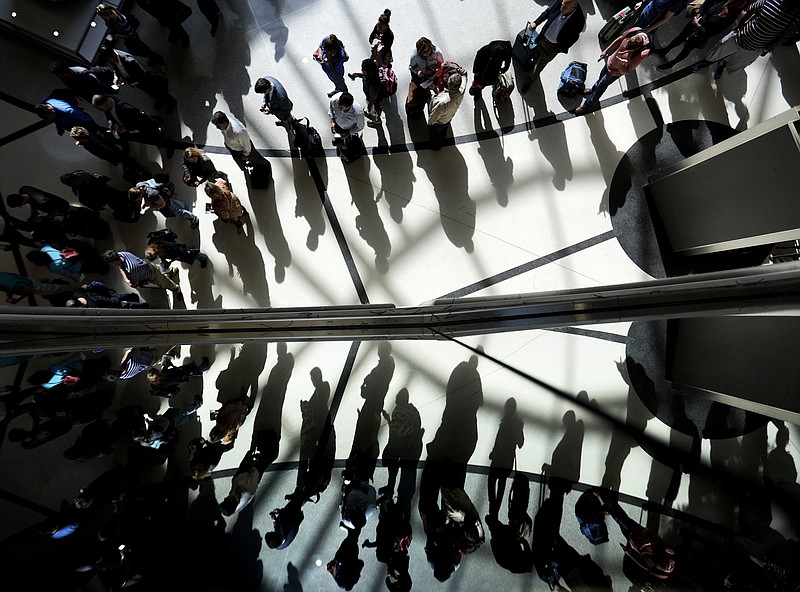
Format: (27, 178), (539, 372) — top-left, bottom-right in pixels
(523, 21), (535, 44)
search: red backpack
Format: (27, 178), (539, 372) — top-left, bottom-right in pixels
(378, 66), (397, 96)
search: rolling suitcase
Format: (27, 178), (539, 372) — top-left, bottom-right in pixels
(512, 22), (538, 71)
(336, 135), (366, 164)
(598, 6), (640, 46)
(247, 159), (273, 190)
(291, 117), (325, 158)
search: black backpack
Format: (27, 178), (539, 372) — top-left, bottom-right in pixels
(291, 117), (324, 158)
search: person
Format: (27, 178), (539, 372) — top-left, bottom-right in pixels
(635, 0), (689, 33)
(313, 34), (349, 97)
(99, 47), (177, 112)
(328, 92), (365, 142)
(35, 96), (99, 135)
(348, 59), (386, 124)
(148, 356), (209, 398)
(132, 397), (202, 450)
(49, 62), (118, 103)
(407, 37), (444, 118)
(131, 178), (199, 228)
(95, 4), (165, 68)
(134, 0), (191, 48)
(693, 0), (800, 79)
(65, 281), (149, 309)
(427, 68), (467, 151)
(26, 242), (108, 280)
(653, 0), (746, 70)
(519, 0), (587, 92)
(0, 271), (73, 304)
(59, 170), (138, 222)
(182, 147), (227, 187)
(91, 95), (166, 150)
(469, 40), (513, 100)
(254, 76), (294, 126)
(369, 9), (394, 65)
(209, 388), (252, 445)
(144, 228), (208, 269)
(574, 27), (651, 115)
(69, 126), (148, 181)
(7, 186), (70, 219)
(102, 249), (183, 300)
(204, 178), (247, 235)
(211, 111), (261, 171)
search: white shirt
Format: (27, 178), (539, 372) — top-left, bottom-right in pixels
(220, 113), (252, 156)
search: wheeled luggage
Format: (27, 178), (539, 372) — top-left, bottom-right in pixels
(336, 135), (366, 164)
(247, 159), (273, 190)
(599, 6), (640, 46)
(291, 117), (325, 158)
(512, 22), (538, 71)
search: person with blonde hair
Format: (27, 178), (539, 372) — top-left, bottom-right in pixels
(182, 147), (227, 187)
(204, 178), (247, 235)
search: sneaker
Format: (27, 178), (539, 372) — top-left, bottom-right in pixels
(197, 252), (208, 269)
(327, 89), (339, 98)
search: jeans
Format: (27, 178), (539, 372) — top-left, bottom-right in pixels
(582, 64), (619, 111)
(160, 198), (198, 225)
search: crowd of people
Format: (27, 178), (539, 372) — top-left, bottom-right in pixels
(2, 0), (798, 309)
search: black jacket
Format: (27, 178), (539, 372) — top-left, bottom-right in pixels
(473, 40), (513, 86)
(535, 0), (587, 52)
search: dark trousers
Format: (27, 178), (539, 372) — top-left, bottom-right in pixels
(226, 141), (262, 171)
(427, 122), (450, 151)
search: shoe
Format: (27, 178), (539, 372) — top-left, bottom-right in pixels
(197, 253), (208, 268)
(574, 106), (587, 116)
(327, 89), (339, 98)
(713, 60), (727, 80)
(657, 63), (673, 71)
(190, 218), (200, 229)
(174, 291), (184, 302)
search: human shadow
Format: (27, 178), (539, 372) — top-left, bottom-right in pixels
(225, 503), (264, 591)
(210, 218), (270, 307)
(543, 409), (585, 487)
(214, 343), (268, 405)
(380, 387), (424, 500)
(715, 70), (750, 130)
(474, 100), (515, 207)
(486, 471), (533, 574)
(208, 6), (253, 122)
(373, 149), (415, 224)
(487, 397), (525, 517)
(345, 159), (392, 274)
(252, 342), (294, 440)
(586, 111), (630, 217)
(771, 43), (800, 108)
(247, 171), (292, 283)
(416, 147), (476, 252)
(250, 0), (290, 61)
(283, 561), (304, 592)
(291, 157), (326, 251)
(349, 342), (395, 481)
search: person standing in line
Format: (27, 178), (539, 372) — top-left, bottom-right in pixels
(182, 148), (228, 187)
(35, 96), (99, 135)
(254, 76), (295, 127)
(519, 0), (586, 93)
(314, 34), (350, 97)
(99, 48), (177, 112)
(49, 62), (118, 103)
(427, 68), (467, 151)
(328, 92), (365, 142)
(469, 40), (513, 100)
(130, 178), (199, 228)
(348, 60), (386, 124)
(574, 28), (651, 115)
(102, 249), (183, 301)
(95, 4), (165, 68)
(211, 111), (262, 171)
(204, 178), (248, 235)
(407, 37), (444, 118)
(369, 9), (394, 65)
(693, 0), (800, 78)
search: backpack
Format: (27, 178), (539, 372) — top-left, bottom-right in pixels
(557, 61), (588, 98)
(60, 246), (81, 260)
(147, 228), (178, 244)
(291, 117), (325, 158)
(378, 66), (398, 96)
(492, 70), (515, 103)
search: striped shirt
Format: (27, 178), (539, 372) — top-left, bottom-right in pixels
(736, 0), (800, 50)
(118, 251), (152, 283)
(119, 348), (156, 380)
(103, 11), (137, 39)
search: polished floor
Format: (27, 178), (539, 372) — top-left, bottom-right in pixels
(0, 1), (799, 590)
